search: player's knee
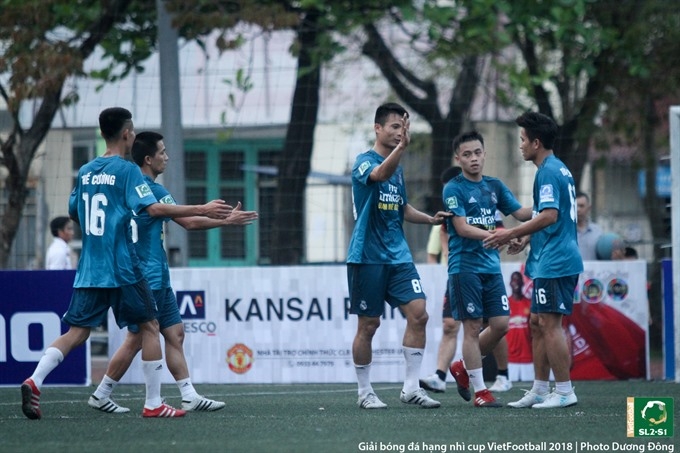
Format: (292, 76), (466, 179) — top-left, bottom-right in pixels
(442, 319), (460, 336)
(410, 310), (429, 328)
(358, 317), (381, 337)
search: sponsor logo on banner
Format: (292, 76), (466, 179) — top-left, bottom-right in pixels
(227, 343), (253, 374)
(581, 279), (604, 303)
(607, 278), (629, 301)
(627, 397), (674, 437)
(177, 290), (216, 336)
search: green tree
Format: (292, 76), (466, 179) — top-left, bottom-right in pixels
(586, 2), (680, 347)
(0, 0), (159, 268)
(361, 4), (488, 212)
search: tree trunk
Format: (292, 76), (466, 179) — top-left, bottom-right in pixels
(362, 24), (481, 213)
(270, 9), (321, 264)
(0, 0), (133, 268)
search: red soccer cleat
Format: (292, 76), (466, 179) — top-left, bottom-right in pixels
(449, 360), (471, 401)
(474, 389), (502, 408)
(21, 378), (42, 420)
(142, 403), (186, 418)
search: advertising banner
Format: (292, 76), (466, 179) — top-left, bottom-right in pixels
(0, 270), (90, 386)
(110, 261), (648, 384)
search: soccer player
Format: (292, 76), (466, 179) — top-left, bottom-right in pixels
(442, 130), (531, 407)
(88, 131), (258, 413)
(347, 102), (450, 409)
(483, 111), (583, 408)
(20, 107), (231, 419)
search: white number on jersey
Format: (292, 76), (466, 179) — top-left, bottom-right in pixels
(82, 193), (108, 236)
(568, 183), (577, 223)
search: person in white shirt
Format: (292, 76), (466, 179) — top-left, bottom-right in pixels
(45, 216), (74, 269)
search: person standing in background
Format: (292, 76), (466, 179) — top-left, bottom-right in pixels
(576, 192), (602, 261)
(506, 271), (534, 382)
(45, 216), (74, 270)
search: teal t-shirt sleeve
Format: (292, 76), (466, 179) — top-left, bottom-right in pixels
(497, 181), (522, 215)
(352, 153), (379, 186)
(126, 165), (157, 213)
(443, 181), (466, 217)
(536, 170), (560, 212)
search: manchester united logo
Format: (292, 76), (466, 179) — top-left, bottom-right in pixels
(226, 343), (253, 374)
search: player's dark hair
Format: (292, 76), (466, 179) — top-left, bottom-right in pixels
(132, 131), (164, 167)
(576, 191), (590, 202)
(374, 102), (408, 125)
(49, 216), (71, 237)
(98, 107), (133, 141)
(440, 166), (462, 184)
(624, 246), (639, 259)
(516, 111), (558, 150)
(452, 130), (484, 154)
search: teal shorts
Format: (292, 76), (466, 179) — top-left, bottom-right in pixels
(448, 272), (509, 321)
(531, 275), (579, 315)
(128, 287), (181, 333)
(63, 280), (158, 329)
(347, 263), (426, 317)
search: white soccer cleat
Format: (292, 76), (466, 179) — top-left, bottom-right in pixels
(488, 375), (513, 392)
(88, 395), (130, 413)
(532, 390), (578, 409)
(419, 373), (446, 393)
(357, 392), (387, 409)
(181, 395), (226, 412)
(507, 390), (547, 408)
(400, 388), (441, 408)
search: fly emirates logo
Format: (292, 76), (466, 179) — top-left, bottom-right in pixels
(81, 172), (116, 185)
(466, 207), (496, 231)
(378, 184), (403, 211)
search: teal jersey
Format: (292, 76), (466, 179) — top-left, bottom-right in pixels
(347, 150), (412, 264)
(133, 175), (174, 290)
(69, 156), (157, 287)
(526, 155), (584, 278)
(443, 175), (521, 274)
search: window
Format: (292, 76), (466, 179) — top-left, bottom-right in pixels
(183, 136), (283, 266)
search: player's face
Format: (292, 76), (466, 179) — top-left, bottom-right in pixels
(455, 140), (485, 179)
(510, 273), (523, 293)
(576, 196), (590, 222)
(59, 222), (75, 243)
(376, 113), (406, 150)
(519, 128), (537, 162)
(122, 121), (136, 154)
(149, 140), (169, 176)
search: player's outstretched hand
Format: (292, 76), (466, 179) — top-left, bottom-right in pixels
(483, 228), (513, 249)
(203, 200), (233, 219)
(225, 202), (259, 225)
(432, 211), (452, 225)
(506, 237), (529, 255)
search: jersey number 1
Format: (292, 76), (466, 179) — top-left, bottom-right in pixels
(82, 193), (107, 236)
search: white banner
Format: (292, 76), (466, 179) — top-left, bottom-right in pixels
(109, 261), (648, 384)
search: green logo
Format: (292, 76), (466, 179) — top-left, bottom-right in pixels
(627, 397), (673, 437)
(135, 184), (152, 198)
